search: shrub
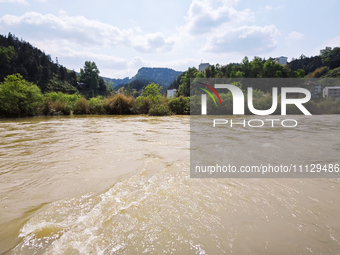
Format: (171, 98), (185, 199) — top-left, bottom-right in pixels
(133, 96), (150, 114)
(103, 94), (134, 114)
(189, 95), (201, 115)
(148, 104), (172, 116)
(168, 96), (190, 115)
(44, 74), (78, 94)
(0, 74), (43, 117)
(315, 98), (340, 114)
(324, 67), (340, 78)
(43, 92), (80, 115)
(74, 98), (90, 114)
(44, 100), (65, 115)
(309, 66), (329, 78)
(89, 96), (105, 114)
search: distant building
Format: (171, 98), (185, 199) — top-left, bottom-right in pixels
(274, 56), (288, 65)
(323, 87), (340, 100)
(310, 83), (322, 98)
(199, 63), (210, 72)
(167, 89), (177, 98)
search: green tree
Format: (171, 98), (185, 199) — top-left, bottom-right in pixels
(320, 47), (333, 64)
(250, 56), (263, 77)
(0, 46), (15, 68)
(178, 67), (198, 96)
(263, 58), (283, 78)
(98, 77), (108, 94)
(235, 71), (245, 78)
(79, 61), (100, 93)
(295, 69), (305, 78)
(0, 74), (43, 117)
(210, 65), (216, 77)
(205, 67), (211, 78)
(240, 56), (250, 77)
(142, 82), (162, 103)
(320, 47), (340, 68)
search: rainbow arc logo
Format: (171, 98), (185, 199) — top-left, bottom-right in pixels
(198, 82), (223, 106)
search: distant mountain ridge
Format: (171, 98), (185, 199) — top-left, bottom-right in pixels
(104, 67), (183, 88)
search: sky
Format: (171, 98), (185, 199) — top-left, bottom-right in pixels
(0, 0), (339, 79)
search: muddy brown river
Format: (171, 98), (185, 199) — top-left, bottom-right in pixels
(0, 115), (340, 254)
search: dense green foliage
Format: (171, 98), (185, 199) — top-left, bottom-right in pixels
(148, 104), (172, 116)
(141, 83), (162, 102)
(133, 97), (150, 114)
(0, 74), (43, 117)
(168, 96), (190, 115)
(323, 67), (340, 78)
(43, 92), (81, 115)
(289, 47), (340, 73)
(174, 58), (308, 96)
(0, 33), (110, 97)
(89, 96), (105, 114)
(1, 75), (339, 117)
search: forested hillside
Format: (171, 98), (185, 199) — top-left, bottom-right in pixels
(112, 67), (182, 90)
(113, 67), (183, 95)
(130, 67), (182, 87)
(289, 47), (340, 73)
(0, 33), (78, 93)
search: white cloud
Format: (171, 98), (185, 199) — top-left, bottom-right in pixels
(182, 0), (254, 36)
(132, 33), (174, 53)
(313, 36), (340, 56)
(28, 38), (129, 68)
(257, 5), (273, 14)
(264, 5), (273, 12)
(322, 36), (340, 48)
(0, 0), (287, 77)
(27, 37), (194, 77)
(179, 0), (280, 55)
(0, 0), (28, 5)
(201, 25), (280, 54)
(285, 31), (304, 46)
(0, 11), (174, 53)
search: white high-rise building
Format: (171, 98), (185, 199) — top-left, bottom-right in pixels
(199, 63), (210, 72)
(167, 89), (177, 98)
(323, 87), (340, 100)
(274, 56), (288, 65)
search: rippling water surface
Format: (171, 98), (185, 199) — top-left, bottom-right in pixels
(0, 115), (340, 254)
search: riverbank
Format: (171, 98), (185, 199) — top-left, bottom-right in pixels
(2, 74), (340, 119)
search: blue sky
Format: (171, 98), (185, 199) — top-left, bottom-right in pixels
(0, 0), (339, 78)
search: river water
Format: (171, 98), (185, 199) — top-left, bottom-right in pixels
(0, 115), (340, 254)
